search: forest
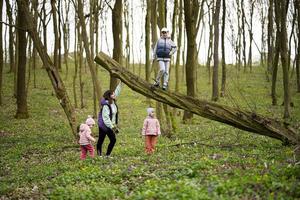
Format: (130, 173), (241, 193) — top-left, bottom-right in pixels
(0, 0), (300, 199)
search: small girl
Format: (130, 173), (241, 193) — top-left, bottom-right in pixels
(79, 116), (96, 160)
(141, 108), (161, 154)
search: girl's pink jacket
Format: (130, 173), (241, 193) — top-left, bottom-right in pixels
(79, 124), (95, 145)
(142, 116), (161, 136)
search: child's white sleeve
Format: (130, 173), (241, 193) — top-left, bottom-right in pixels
(102, 105), (113, 129)
(169, 40), (177, 56)
(114, 82), (122, 97)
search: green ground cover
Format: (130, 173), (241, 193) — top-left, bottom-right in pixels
(0, 62), (299, 199)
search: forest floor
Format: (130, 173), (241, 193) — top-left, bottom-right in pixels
(0, 61), (300, 199)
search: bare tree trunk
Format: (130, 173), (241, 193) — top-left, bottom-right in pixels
(267, 0), (274, 74)
(58, 0), (62, 71)
(95, 52), (300, 145)
(78, 27), (85, 109)
(212, 0), (221, 102)
(158, 0), (166, 29)
(151, 0), (163, 126)
(206, 1), (213, 84)
(271, 33), (280, 106)
(175, 0), (183, 93)
(275, 0), (291, 118)
(220, 0), (226, 97)
(73, 18), (78, 108)
(236, 0), (242, 71)
(77, 0), (102, 102)
(0, 0), (3, 105)
(297, 0), (300, 92)
(90, 0), (97, 118)
(111, 0), (123, 90)
(288, 4), (297, 71)
(16, 0), (29, 119)
(63, 1), (70, 80)
(248, 0), (254, 72)
(5, 0), (15, 74)
(124, 0), (130, 70)
(183, 0), (199, 120)
(51, 0), (59, 70)
(241, 0), (247, 72)
(42, 0), (48, 56)
(17, 0), (78, 137)
(145, 0), (151, 84)
(131, 0), (135, 73)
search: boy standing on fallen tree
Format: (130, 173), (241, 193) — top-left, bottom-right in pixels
(152, 27), (177, 90)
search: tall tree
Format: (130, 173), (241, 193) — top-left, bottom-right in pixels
(77, 0), (102, 102)
(16, 0), (29, 119)
(183, 0), (200, 120)
(212, 0), (222, 101)
(145, 0), (151, 84)
(17, 0), (78, 137)
(247, 0), (254, 72)
(296, 0), (300, 92)
(124, 0), (130, 69)
(62, 0), (70, 79)
(175, 0), (183, 93)
(111, 0), (123, 90)
(5, 0), (15, 73)
(267, 0), (274, 74)
(275, 0), (291, 118)
(158, 0), (166, 29)
(220, 0), (226, 97)
(241, 0), (247, 71)
(0, 0), (3, 105)
(206, 1), (214, 84)
(51, 0), (60, 70)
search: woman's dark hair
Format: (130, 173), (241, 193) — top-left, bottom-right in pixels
(103, 90), (113, 100)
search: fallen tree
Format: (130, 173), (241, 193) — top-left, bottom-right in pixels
(95, 52), (300, 145)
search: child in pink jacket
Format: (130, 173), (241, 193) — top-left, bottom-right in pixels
(141, 108), (161, 154)
(79, 116), (96, 160)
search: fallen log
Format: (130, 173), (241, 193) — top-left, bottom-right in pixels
(95, 52), (300, 145)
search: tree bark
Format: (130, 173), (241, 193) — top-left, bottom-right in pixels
(212, 0), (221, 102)
(16, 0), (29, 119)
(145, 0), (151, 83)
(183, 0), (199, 120)
(275, 0), (291, 118)
(77, 0), (102, 102)
(267, 0), (274, 74)
(158, 0), (166, 29)
(95, 52), (300, 145)
(17, 0), (77, 137)
(111, 0), (123, 90)
(5, 0), (15, 74)
(51, 0), (59, 70)
(175, 0), (183, 93)
(0, 0), (3, 105)
(220, 0), (226, 97)
(296, 0), (300, 92)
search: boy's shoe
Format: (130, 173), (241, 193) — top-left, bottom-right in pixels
(152, 79), (160, 87)
(162, 85), (168, 90)
(153, 82), (159, 87)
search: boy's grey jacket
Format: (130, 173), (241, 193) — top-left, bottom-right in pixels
(153, 37), (177, 61)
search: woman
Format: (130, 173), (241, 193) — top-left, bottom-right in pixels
(97, 82), (121, 157)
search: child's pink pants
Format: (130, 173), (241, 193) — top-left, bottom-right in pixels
(80, 144), (94, 160)
(145, 135), (158, 154)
